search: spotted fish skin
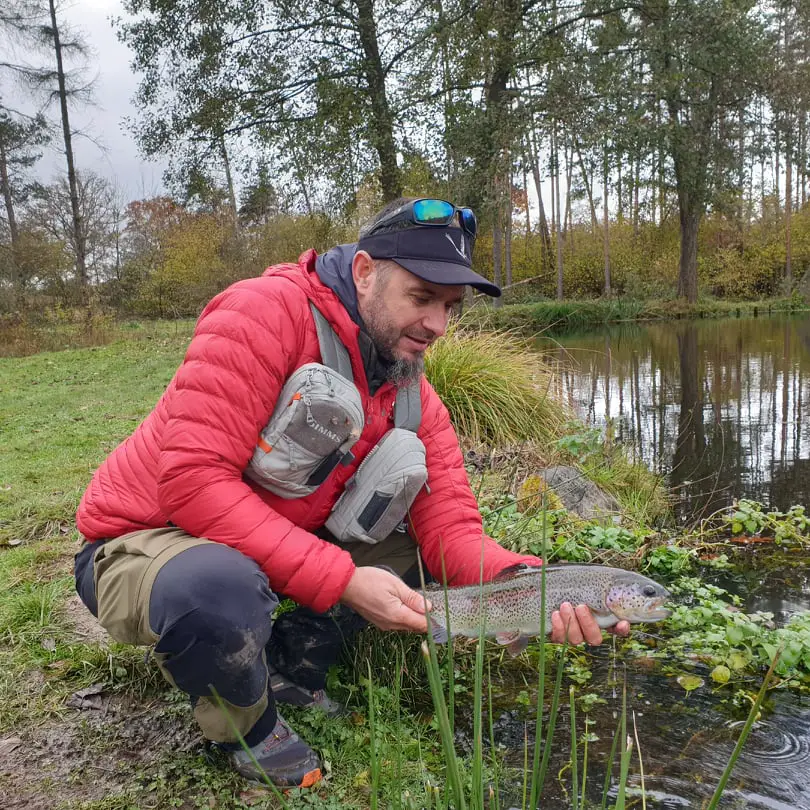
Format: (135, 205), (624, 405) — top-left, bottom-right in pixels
(421, 563), (671, 655)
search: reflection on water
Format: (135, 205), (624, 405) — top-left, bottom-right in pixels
(542, 314), (810, 522)
(523, 315), (810, 808)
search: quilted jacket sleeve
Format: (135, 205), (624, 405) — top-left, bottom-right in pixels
(156, 278), (355, 613)
(407, 383), (540, 586)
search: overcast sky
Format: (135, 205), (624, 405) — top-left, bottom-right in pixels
(6, 0), (166, 202)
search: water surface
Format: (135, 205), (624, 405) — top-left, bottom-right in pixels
(509, 313), (810, 808)
(541, 314), (810, 522)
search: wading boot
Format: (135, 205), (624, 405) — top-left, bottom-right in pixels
(230, 713), (322, 788)
(268, 665), (345, 717)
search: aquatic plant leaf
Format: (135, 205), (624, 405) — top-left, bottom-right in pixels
(677, 674), (704, 693)
(711, 665), (731, 684)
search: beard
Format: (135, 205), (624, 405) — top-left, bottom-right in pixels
(363, 296), (426, 386)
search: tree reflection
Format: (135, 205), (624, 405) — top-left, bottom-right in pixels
(544, 314), (810, 523)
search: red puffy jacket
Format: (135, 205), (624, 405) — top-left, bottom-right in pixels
(77, 251), (536, 612)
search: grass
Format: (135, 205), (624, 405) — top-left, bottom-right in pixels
(0, 330), (191, 544)
(0, 318), (778, 808)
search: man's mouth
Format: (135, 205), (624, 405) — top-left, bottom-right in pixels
(401, 335), (432, 353)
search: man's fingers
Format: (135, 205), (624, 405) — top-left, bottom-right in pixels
(398, 608), (429, 633)
(575, 604), (604, 645)
(607, 620), (631, 637)
(551, 603), (584, 645)
(400, 584), (432, 615)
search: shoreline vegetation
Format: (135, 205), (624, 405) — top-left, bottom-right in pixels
(3, 293), (808, 359)
(1, 317), (808, 808)
(471, 293), (809, 334)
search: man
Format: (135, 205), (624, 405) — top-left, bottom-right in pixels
(74, 197), (628, 788)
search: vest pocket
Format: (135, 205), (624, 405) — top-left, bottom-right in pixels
(246, 363), (363, 499)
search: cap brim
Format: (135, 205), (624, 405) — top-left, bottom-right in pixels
(396, 258), (502, 298)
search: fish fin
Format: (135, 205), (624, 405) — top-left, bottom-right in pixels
(429, 617), (450, 645)
(495, 630), (521, 646)
(491, 562), (542, 583)
(507, 636), (530, 657)
(495, 631), (530, 657)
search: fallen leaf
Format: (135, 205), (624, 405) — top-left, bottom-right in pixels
(239, 788), (269, 804)
(74, 682), (105, 698)
(677, 674), (705, 693)
(67, 682), (107, 709)
(7, 539), (22, 547)
(0, 737), (22, 757)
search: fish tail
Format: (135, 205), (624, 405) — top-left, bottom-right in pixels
(428, 614), (450, 644)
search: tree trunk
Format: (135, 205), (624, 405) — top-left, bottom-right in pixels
(522, 160), (531, 263)
(49, 0), (86, 287)
(786, 140), (792, 285)
(0, 134), (19, 297)
(574, 141), (598, 232)
(492, 186), (503, 307)
(220, 134), (239, 225)
(603, 144), (611, 296)
(505, 183), (513, 288)
(563, 137), (574, 256)
(528, 129), (553, 274)
(774, 128), (781, 213)
(553, 122), (564, 299)
(0, 135), (19, 247)
(356, 0), (401, 201)
(632, 153), (640, 238)
(677, 204), (700, 303)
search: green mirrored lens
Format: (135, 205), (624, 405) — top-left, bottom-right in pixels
(413, 199), (454, 224)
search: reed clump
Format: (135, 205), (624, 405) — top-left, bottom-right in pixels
(425, 319), (567, 446)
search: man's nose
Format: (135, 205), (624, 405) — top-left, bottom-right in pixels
(422, 303), (450, 338)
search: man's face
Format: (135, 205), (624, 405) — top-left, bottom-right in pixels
(355, 256), (464, 383)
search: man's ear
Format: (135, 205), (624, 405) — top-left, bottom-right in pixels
(352, 250), (375, 296)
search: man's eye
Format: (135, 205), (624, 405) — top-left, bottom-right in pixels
(414, 296), (431, 305)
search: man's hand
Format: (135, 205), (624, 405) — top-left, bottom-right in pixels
(549, 603), (631, 645)
(340, 566), (432, 632)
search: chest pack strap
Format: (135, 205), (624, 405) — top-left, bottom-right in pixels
(309, 302), (422, 433)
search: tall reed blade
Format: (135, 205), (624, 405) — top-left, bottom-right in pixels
(614, 678), (633, 810)
(208, 686), (290, 809)
(706, 647), (782, 810)
(529, 501), (551, 808)
(417, 552), (468, 810)
(600, 717), (622, 810)
(368, 660), (380, 810)
(570, 685), (579, 810)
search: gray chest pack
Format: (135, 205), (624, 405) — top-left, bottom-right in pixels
(245, 303), (428, 544)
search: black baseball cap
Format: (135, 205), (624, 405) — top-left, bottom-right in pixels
(357, 226), (501, 298)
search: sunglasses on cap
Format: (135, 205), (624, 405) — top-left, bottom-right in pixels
(365, 198), (478, 240)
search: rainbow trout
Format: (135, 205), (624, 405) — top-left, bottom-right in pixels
(422, 563), (671, 656)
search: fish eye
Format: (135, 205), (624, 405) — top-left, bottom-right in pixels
(642, 585), (657, 597)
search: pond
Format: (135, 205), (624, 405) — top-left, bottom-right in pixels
(540, 313), (810, 524)
(499, 313), (810, 809)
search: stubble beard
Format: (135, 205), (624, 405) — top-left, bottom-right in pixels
(363, 296), (425, 387)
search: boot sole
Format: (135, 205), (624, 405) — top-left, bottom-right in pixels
(242, 767), (322, 790)
(297, 768), (322, 789)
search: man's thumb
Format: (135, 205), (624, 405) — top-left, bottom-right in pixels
(401, 584), (432, 614)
